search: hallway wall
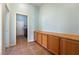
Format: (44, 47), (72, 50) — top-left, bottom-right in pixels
(38, 4), (79, 34)
(7, 3), (38, 43)
(6, 3), (79, 45)
(0, 4), (2, 54)
(10, 12), (16, 46)
(0, 4), (9, 54)
(3, 5), (9, 48)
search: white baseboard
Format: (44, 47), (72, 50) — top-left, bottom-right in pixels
(28, 39), (35, 42)
(10, 42), (16, 47)
(0, 49), (2, 55)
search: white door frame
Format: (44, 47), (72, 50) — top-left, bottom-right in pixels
(15, 13), (29, 42)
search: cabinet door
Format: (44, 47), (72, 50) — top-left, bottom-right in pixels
(34, 32), (38, 42)
(37, 33), (42, 44)
(60, 39), (79, 55)
(42, 34), (48, 48)
(48, 35), (60, 54)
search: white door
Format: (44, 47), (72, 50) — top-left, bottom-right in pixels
(16, 21), (24, 36)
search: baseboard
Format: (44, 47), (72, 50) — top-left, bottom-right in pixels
(0, 49), (2, 55)
(28, 39), (35, 42)
(10, 42), (16, 47)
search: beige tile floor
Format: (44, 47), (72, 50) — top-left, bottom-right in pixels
(4, 36), (52, 55)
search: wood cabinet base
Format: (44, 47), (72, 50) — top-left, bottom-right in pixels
(34, 31), (79, 55)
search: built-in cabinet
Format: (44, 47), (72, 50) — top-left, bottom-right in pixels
(60, 39), (79, 55)
(48, 35), (60, 54)
(35, 32), (42, 45)
(42, 34), (48, 48)
(34, 31), (79, 55)
(34, 32), (37, 42)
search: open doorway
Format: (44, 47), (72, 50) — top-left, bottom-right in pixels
(16, 14), (28, 44)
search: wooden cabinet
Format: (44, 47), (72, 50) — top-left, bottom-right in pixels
(60, 39), (79, 55)
(34, 32), (38, 42)
(47, 35), (60, 54)
(35, 32), (42, 45)
(42, 34), (48, 48)
(34, 32), (41, 44)
(34, 31), (79, 55)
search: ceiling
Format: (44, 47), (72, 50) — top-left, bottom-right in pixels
(29, 3), (44, 7)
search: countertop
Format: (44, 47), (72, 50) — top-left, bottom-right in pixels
(35, 31), (79, 41)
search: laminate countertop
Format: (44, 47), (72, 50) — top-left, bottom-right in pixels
(35, 31), (79, 41)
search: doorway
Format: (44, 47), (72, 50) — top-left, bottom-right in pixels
(16, 14), (28, 42)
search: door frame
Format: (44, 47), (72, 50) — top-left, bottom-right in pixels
(15, 13), (29, 42)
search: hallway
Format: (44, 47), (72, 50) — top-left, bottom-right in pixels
(4, 36), (52, 55)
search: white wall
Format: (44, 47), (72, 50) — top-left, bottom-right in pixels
(0, 4), (2, 55)
(10, 12), (16, 46)
(3, 5), (10, 48)
(0, 3), (9, 54)
(16, 21), (25, 36)
(1, 4), (10, 54)
(38, 4), (79, 34)
(6, 3), (79, 45)
(7, 3), (37, 43)
(34, 6), (40, 31)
